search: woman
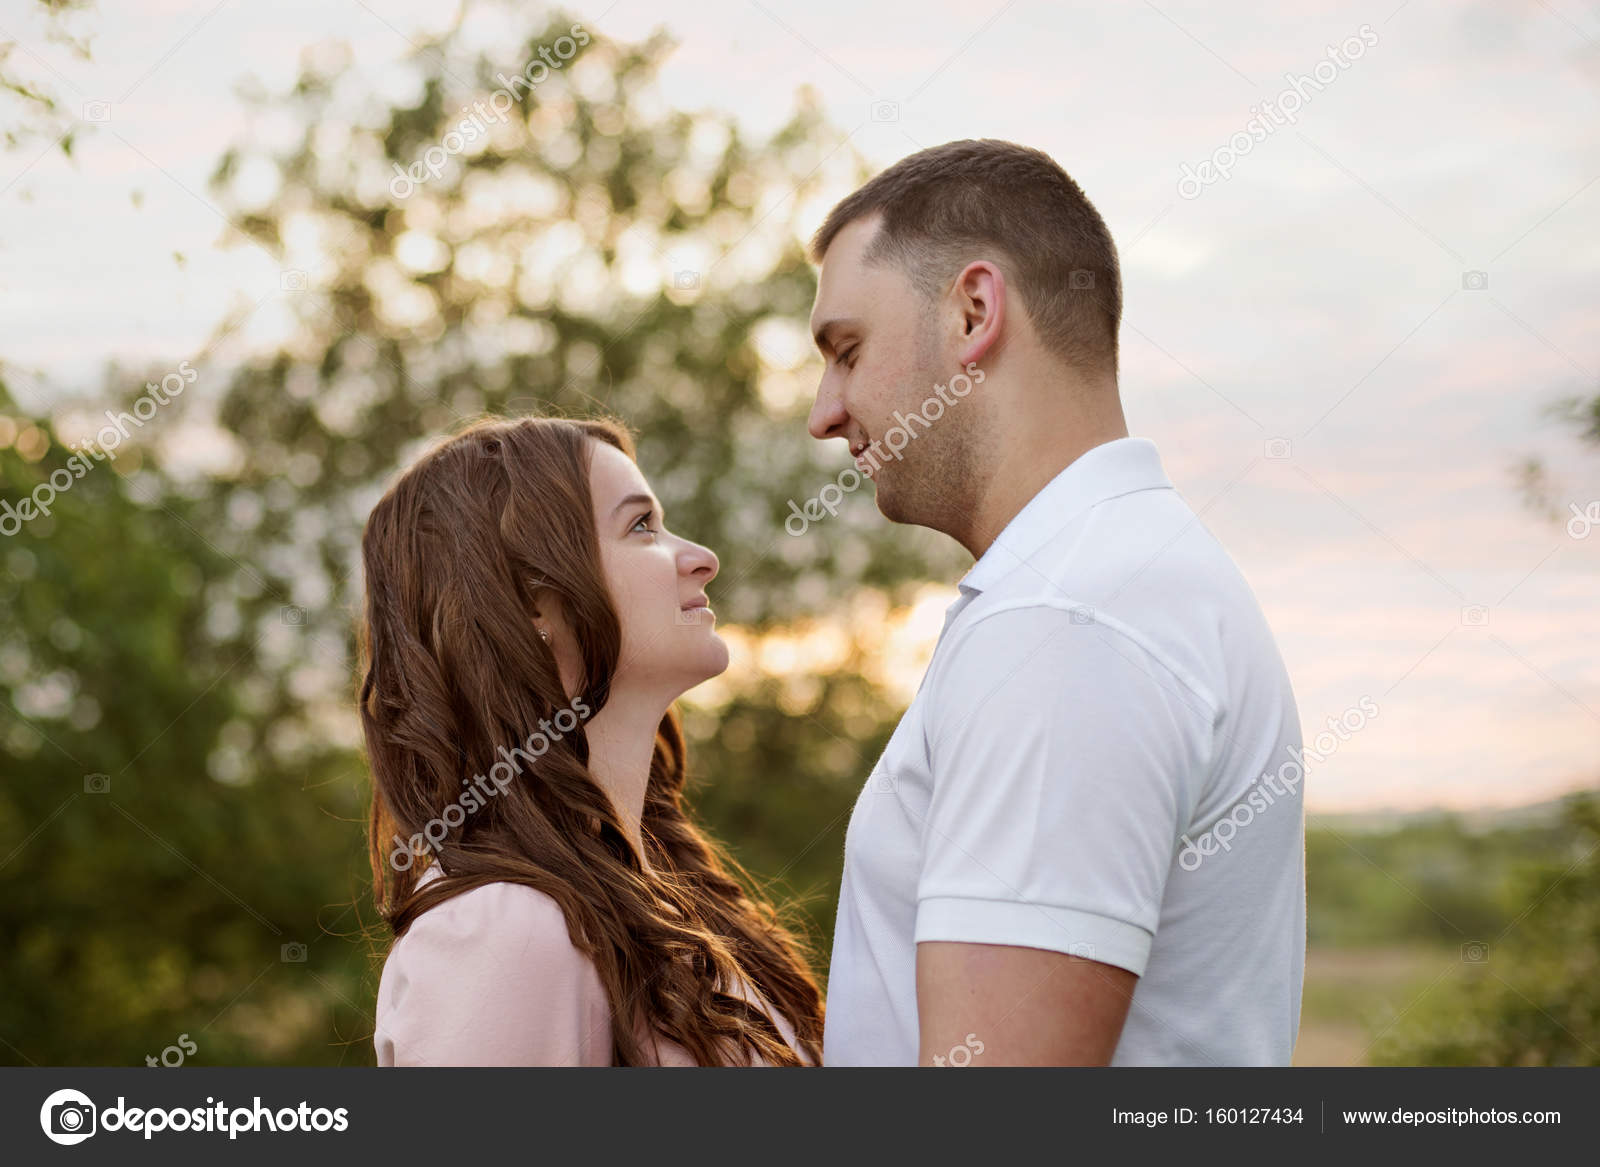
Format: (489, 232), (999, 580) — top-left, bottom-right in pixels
(361, 414), (824, 1065)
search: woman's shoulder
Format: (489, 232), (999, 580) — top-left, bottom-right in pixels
(385, 872), (600, 993)
(399, 872), (574, 950)
(376, 873), (613, 1066)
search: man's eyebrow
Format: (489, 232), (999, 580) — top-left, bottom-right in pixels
(812, 317), (860, 354)
(609, 492), (659, 519)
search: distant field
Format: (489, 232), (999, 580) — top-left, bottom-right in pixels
(1294, 944), (1459, 1066)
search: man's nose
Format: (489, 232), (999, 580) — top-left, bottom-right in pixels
(808, 375), (848, 441)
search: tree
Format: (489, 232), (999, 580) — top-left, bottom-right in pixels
(199, 6), (966, 978)
(1, 6), (962, 1064)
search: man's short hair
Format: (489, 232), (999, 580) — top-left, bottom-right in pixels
(810, 139), (1121, 378)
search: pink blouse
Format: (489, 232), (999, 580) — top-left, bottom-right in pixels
(374, 865), (806, 1066)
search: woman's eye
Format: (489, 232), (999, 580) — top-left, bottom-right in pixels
(630, 513), (657, 535)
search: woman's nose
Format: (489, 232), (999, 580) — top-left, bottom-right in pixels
(682, 540), (718, 582)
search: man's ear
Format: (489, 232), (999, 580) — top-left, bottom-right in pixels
(952, 260), (1005, 369)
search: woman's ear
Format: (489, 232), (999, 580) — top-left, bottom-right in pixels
(529, 587), (583, 700)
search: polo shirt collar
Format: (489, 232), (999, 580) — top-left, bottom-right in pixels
(956, 436), (1173, 599)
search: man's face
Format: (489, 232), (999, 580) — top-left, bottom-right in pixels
(808, 214), (968, 528)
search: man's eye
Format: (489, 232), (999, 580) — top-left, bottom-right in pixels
(835, 346), (857, 368)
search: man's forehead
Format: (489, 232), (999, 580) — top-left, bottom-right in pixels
(817, 215), (882, 283)
(811, 214), (885, 331)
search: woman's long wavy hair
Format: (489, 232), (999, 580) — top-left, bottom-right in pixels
(359, 414), (824, 1065)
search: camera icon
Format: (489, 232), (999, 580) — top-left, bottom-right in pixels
(871, 770), (897, 794)
(1068, 604), (1095, 625)
(1461, 270), (1489, 291)
(82, 101), (111, 123)
(281, 942), (308, 962)
(1264, 437), (1292, 460)
(871, 100), (900, 123)
(1068, 269), (1095, 290)
(1461, 940), (1489, 963)
(280, 269), (308, 292)
(84, 773), (110, 794)
(672, 270), (700, 290)
(1460, 605), (1489, 627)
(40, 1089), (97, 1145)
(52, 1099), (94, 1135)
(280, 605), (306, 626)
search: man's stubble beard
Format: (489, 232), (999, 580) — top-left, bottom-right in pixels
(873, 333), (984, 541)
(881, 420), (983, 543)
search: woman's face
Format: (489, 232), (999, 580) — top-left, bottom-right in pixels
(587, 439), (728, 698)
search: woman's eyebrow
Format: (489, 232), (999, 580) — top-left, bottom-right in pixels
(609, 492), (658, 518)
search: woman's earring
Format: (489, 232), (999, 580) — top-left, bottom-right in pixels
(538, 628), (550, 644)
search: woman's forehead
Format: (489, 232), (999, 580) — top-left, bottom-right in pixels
(589, 440), (649, 497)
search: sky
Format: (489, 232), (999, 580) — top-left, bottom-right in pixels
(1, 0), (1598, 813)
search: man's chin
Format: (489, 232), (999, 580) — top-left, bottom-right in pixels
(874, 477), (954, 536)
(872, 478), (912, 526)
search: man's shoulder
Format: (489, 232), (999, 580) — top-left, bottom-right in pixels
(948, 488), (1267, 680)
(930, 596), (1224, 731)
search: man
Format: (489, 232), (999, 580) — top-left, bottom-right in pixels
(807, 139), (1305, 1066)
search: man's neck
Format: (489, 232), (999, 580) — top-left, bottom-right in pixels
(962, 412), (1129, 560)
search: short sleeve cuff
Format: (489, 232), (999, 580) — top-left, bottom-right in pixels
(915, 895), (1154, 976)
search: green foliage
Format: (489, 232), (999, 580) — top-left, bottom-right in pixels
(1367, 795), (1600, 1065)
(0, 377), (375, 1067)
(0, 0), (92, 153)
(1305, 814), (1570, 948)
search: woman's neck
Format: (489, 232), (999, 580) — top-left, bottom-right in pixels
(581, 686), (668, 871)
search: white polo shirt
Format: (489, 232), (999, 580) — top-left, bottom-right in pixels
(822, 436), (1305, 1065)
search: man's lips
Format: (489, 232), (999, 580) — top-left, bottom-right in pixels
(850, 438), (880, 475)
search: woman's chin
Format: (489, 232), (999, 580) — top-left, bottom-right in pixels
(658, 640), (730, 696)
(700, 634), (731, 678)
(687, 638), (730, 687)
